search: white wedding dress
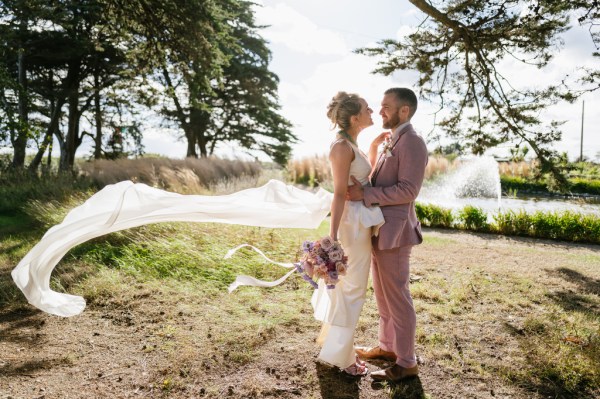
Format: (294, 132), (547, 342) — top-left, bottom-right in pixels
(311, 140), (384, 369)
(12, 150), (382, 371)
(12, 179), (332, 317)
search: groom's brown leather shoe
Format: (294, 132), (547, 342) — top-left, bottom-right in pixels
(370, 364), (418, 382)
(355, 346), (397, 362)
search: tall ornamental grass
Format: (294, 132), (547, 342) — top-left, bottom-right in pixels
(286, 154), (460, 186)
(79, 157), (262, 194)
(0, 157), (263, 214)
(286, 154), (330, 187)
(498, 161), (534, 178)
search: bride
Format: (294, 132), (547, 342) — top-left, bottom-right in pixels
(311, 92), (384, 376)
(11, 90), (384, 378)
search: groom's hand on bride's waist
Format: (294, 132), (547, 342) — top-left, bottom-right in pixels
(346, 176), (364, 201)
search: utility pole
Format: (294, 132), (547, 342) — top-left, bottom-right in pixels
(580, 100), (585, 162)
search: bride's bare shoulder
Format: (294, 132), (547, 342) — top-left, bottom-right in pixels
(329, 139), (354, 161)
(329, 138), (353, 151)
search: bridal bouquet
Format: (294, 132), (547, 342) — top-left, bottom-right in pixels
(295, 236), (348, 289)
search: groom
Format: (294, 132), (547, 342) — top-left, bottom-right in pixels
(346, 87), (428, 382)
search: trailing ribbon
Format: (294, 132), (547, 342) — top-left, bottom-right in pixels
(225, 244), (298, 293)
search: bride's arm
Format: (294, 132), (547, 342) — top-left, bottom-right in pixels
(368, 132), (391, 168)
(329, 142), (353, 241)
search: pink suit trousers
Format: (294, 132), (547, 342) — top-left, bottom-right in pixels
(370, 238), (416, 368)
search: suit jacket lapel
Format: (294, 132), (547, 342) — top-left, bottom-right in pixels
(370, 124), (412, 186)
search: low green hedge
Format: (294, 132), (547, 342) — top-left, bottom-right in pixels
(570, 178), (600, 195)
(501, 176), (600, 196)
(416, 202), (600, 244)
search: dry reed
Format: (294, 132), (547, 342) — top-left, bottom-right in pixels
(287, 154), (461, 185)
(286, 154), (331, 187)
(498, 161), (534, 178)
(425, 155), (459, 180)
(79, 157), (262, 194)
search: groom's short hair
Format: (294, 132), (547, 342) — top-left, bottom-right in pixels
(385, 88), (418, 119)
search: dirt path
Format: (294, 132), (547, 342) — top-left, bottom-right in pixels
(1, 228), (599, 399)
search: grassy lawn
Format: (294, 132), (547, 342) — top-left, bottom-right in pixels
(0, 193), (598, 398)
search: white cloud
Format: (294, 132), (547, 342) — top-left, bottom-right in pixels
(253, 3), (348, 55)
(142, 128), (187, 158)
(276, 52), (438, 159)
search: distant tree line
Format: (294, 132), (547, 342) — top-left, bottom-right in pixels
(0, 0), (295, 171)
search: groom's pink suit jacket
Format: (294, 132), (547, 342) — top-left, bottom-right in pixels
(363, 123), (428, 249)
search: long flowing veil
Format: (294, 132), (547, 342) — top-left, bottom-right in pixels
(12, 179), (332, 317)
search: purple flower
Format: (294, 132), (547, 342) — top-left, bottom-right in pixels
(302, 240), (313, 252)
(328, 270), (339, 280)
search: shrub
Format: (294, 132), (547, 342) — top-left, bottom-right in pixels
(490, 210), (600, 244)
(500, 176), (548, 194)
(416, 203), (454, 228)
(457, 205), (489, 231)
(492, 210), (532, 236)
(569, 178), (600, 196)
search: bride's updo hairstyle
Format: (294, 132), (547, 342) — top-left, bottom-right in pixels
(326, 91), (362, 131)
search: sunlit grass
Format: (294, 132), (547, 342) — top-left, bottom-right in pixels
(1, 163), (599, 398)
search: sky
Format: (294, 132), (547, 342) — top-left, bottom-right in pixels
(72, 1), (600, 162)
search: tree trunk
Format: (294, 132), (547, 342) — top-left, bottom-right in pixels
(93, 71), (102, 159)
(185, 129), (198, 158)
(190, 108), (210, 158)
(28, 132), (53, 171)
(198, 138), (208, 158)
(46, 138), (53, 169)
(11, 49), (28, 168)
(60, 60), (82, 171)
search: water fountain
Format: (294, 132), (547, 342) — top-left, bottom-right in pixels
(418, 156), (600, 216)
(422, 156), (501, 207)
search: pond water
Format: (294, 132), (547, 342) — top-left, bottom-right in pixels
(418, 156), (600, 216)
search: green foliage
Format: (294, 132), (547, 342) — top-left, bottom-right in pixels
(457, 205), (489, 231)
(0, 0), (293, 170)
(501, 176), (549, 193)
(529, 211), (600, 243)
(136, 0), (295, 164)
(357, 0), (600, 188)
(416, 202), (454, 228)
(570, 178), (600, 195)
(492, 210), (533, 237)
(501, 175), (600, 196)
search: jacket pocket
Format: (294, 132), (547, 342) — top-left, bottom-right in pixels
(377, 216), (406, 250)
